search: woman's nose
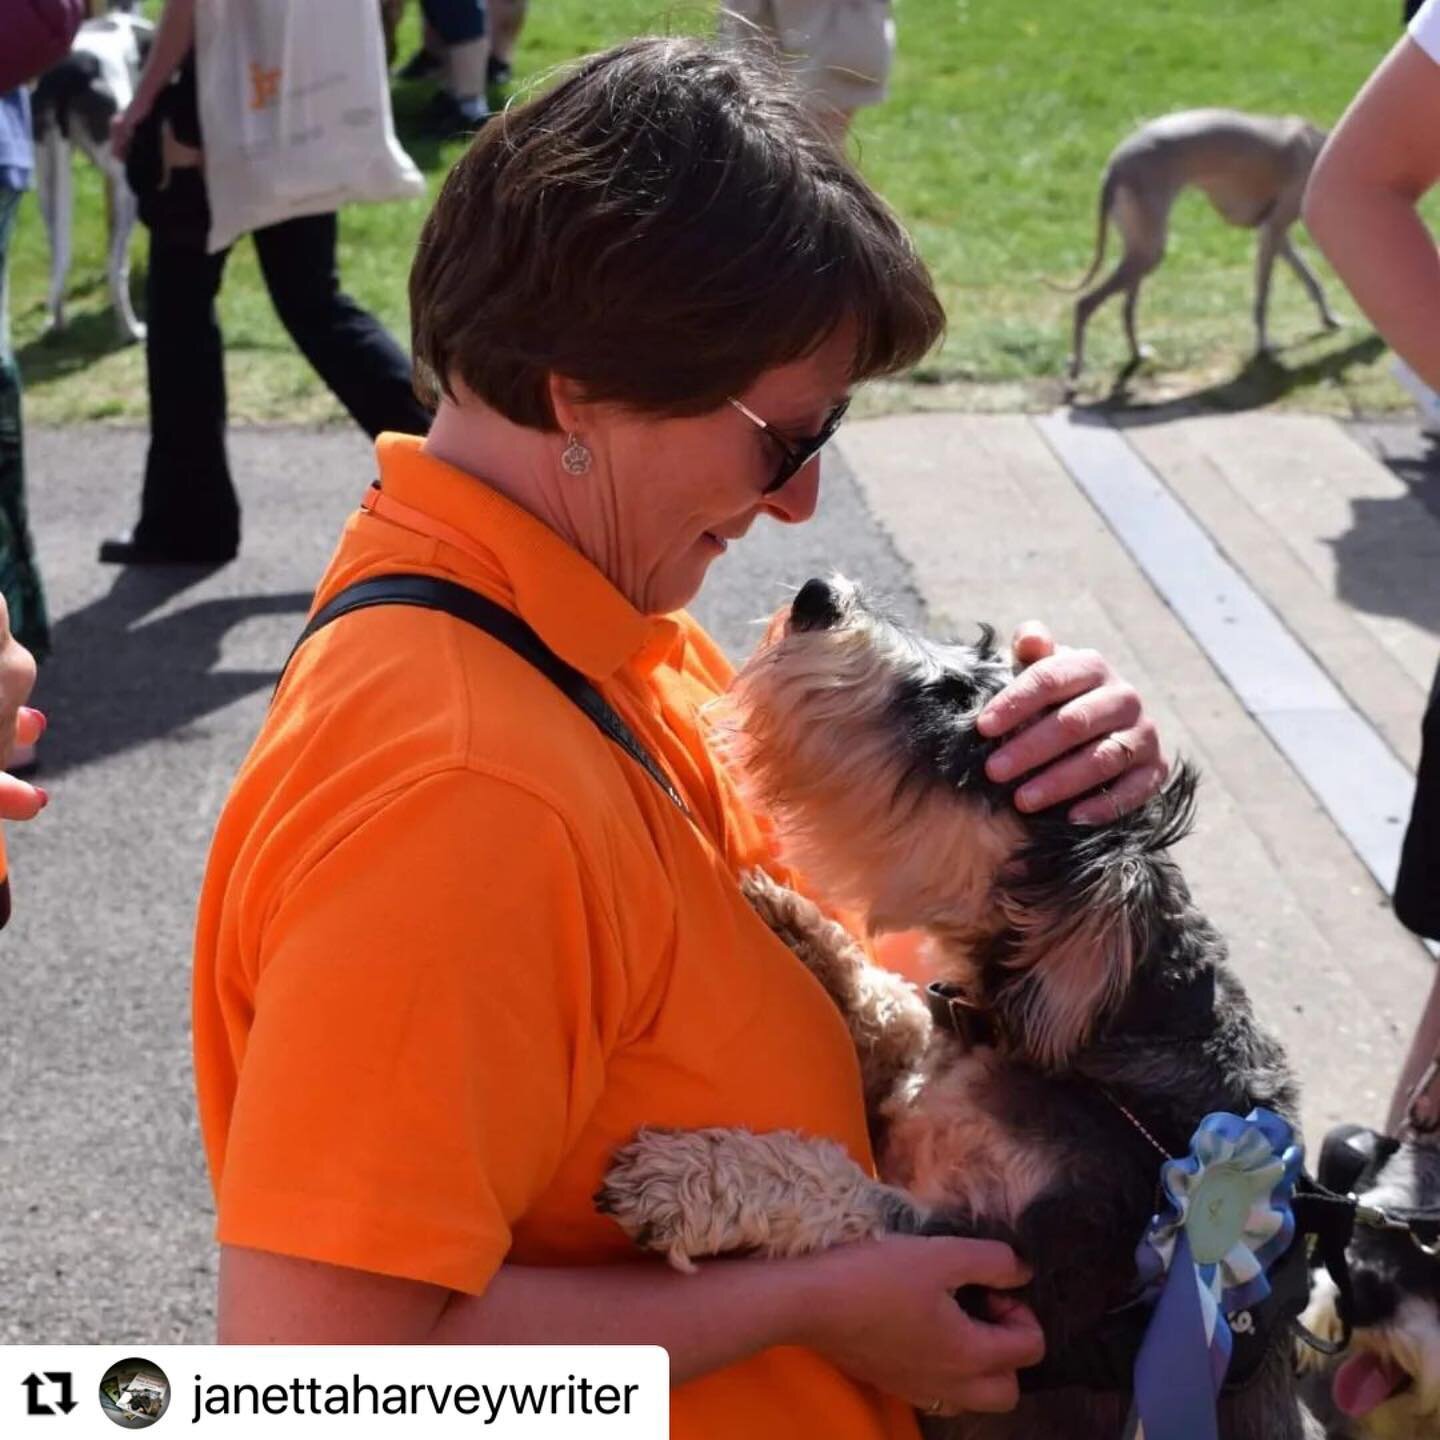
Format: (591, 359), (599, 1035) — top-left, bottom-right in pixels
(764, 455), (822, 525)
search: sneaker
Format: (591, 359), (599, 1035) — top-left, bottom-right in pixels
(417, 92), (490, 140)
(397, 46), (442, 81)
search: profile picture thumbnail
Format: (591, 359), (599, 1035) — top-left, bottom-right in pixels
(99, 1358), (170, 1428)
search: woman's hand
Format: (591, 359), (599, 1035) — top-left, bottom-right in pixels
(797, 1235), (1044, 1416)
(110, 99), (150, 162)
(0, 597), (44, 820)
(977, 623), (1167, 824)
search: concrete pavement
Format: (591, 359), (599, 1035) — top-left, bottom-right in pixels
(1, 408), (1434, 1344)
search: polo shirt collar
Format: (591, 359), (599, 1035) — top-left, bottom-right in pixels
(375, 434), (670, 682)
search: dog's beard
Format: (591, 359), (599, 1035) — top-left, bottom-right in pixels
(717, 596), (1023, 937)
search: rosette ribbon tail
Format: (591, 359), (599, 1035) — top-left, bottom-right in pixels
(1125, 1230), (1229, 1440)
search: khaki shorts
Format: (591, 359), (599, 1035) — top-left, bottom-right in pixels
(723, 0), (896, 115)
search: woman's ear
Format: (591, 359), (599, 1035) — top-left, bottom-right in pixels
(546, 374), (589, 435)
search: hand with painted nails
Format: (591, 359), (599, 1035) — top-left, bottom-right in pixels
(977, 622), (1168, 825)
(0, 595), (45, 821)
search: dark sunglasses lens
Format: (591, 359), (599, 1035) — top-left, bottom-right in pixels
(766, 455), (802, 494)
(763, 402), (848, 494)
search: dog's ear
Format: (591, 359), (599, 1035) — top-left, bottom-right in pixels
(992, 761), (1200, 1069)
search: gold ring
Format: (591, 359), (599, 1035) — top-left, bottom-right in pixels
(1112, 734), (1137, 767)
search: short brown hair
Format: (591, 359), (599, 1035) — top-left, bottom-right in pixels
(410, 36), (945, 428)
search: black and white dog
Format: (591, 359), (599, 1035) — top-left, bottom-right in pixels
(1303, 1126), (1440, 1437)
(30, 3), (153, 344)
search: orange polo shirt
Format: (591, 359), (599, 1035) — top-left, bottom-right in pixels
(193, 433), (919, 1440)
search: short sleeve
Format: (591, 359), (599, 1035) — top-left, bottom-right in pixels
(1411, 0), (1440, 64)
(214, 769), (622, 1295)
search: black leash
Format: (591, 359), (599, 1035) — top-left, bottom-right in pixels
(276, 573), (690, 818)
(924, 977), (1419, 1379)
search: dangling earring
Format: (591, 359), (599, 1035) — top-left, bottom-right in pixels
(561, 433), (592, 476)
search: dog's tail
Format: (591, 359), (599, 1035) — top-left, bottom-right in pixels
(1043, 168), (1116, 294)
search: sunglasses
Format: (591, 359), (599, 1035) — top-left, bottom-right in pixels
(729, 396), (851, 494)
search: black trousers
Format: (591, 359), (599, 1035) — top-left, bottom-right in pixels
(1397, 659), (1440, 940)
(135, 211), (431, 556)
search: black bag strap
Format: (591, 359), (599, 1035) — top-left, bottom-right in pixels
(277, 573), (690, 818)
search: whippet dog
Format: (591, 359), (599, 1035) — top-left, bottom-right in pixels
(1065, 109), (1341, 383)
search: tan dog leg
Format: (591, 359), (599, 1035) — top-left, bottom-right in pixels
(741, 869), (932, 1116)
(596, 1127), (925, 1272)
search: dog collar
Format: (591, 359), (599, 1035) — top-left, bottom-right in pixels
(925, 966), (1218, 1055)
(925, 982), (1002, 1048)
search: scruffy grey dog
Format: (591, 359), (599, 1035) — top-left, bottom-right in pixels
(598, 575), (1315, 1438)
(1302, 1132), (1440, 1438)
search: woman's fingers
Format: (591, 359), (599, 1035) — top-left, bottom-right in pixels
(986, 683), (1143, 789)
(14, 707), (46, 750)
(0, 773), (47, 822)
(976, 639), (1170, 819)
(1008, 620), (1054, 668)
(1005, 724), (1163, 816)
(1069, 760), (1170, 827)
(978, 648), (1109, 741)
(933, 1237), (1032, 1291)
(961, 1299), (1046, 1376)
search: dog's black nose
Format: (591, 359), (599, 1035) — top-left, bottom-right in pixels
(790, 577), (842, 632)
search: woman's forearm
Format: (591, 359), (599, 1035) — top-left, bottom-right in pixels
(431, 1259), (815, 1384)
(1306, 179), (1440, 389)
(1303, 34), (1440, 390)
(131, 0), (198, 115)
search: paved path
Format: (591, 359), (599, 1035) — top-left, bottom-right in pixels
(0, 411), (1433, 1343)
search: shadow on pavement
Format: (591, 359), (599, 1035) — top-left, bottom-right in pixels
(34, 565), (312, 777)
(1073, 332), (1386, 426)
(1337, 423), (1440, 640)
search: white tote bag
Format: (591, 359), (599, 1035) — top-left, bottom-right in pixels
(195, 0), (425, 253)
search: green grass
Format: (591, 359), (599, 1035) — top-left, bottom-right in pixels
(5, 0), (1426, 422)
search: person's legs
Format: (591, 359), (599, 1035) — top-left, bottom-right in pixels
(0, 187), (51, 663)
(254, 212), (431, 439)
(487, 0), (526, 84)
(105, 232), (238, 562)
(421, 0), (491, 126)
(1385, 660), (1440, 1132)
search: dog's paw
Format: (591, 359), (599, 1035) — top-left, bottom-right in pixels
(123, 321), (147, 345)
(595, 1128), (712, 1274)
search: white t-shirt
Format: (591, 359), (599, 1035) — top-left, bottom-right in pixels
(1410, 0), (1440, 64)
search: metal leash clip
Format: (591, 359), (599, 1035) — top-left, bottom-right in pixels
(1352, 1199), (1440, 1258)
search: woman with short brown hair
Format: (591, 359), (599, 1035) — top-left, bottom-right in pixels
(195, 36), (1167, 1438)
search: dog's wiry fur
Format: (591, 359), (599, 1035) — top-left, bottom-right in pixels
(598, 575), (1310, 1438)
(1302, 1140), (1440, 1438)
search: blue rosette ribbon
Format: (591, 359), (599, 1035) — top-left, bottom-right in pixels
(1124, 1108), (1303, 1440)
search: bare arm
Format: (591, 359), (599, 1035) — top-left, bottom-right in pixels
(219, 1238), (1044, 1415)
(111, 0), (198, 157)
(1304, 36), (1440, 390)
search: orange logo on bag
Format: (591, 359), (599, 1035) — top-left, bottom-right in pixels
(249, 62), (282, 111)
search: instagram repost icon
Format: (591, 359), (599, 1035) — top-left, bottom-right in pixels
(99, 1358), (170, 1428)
